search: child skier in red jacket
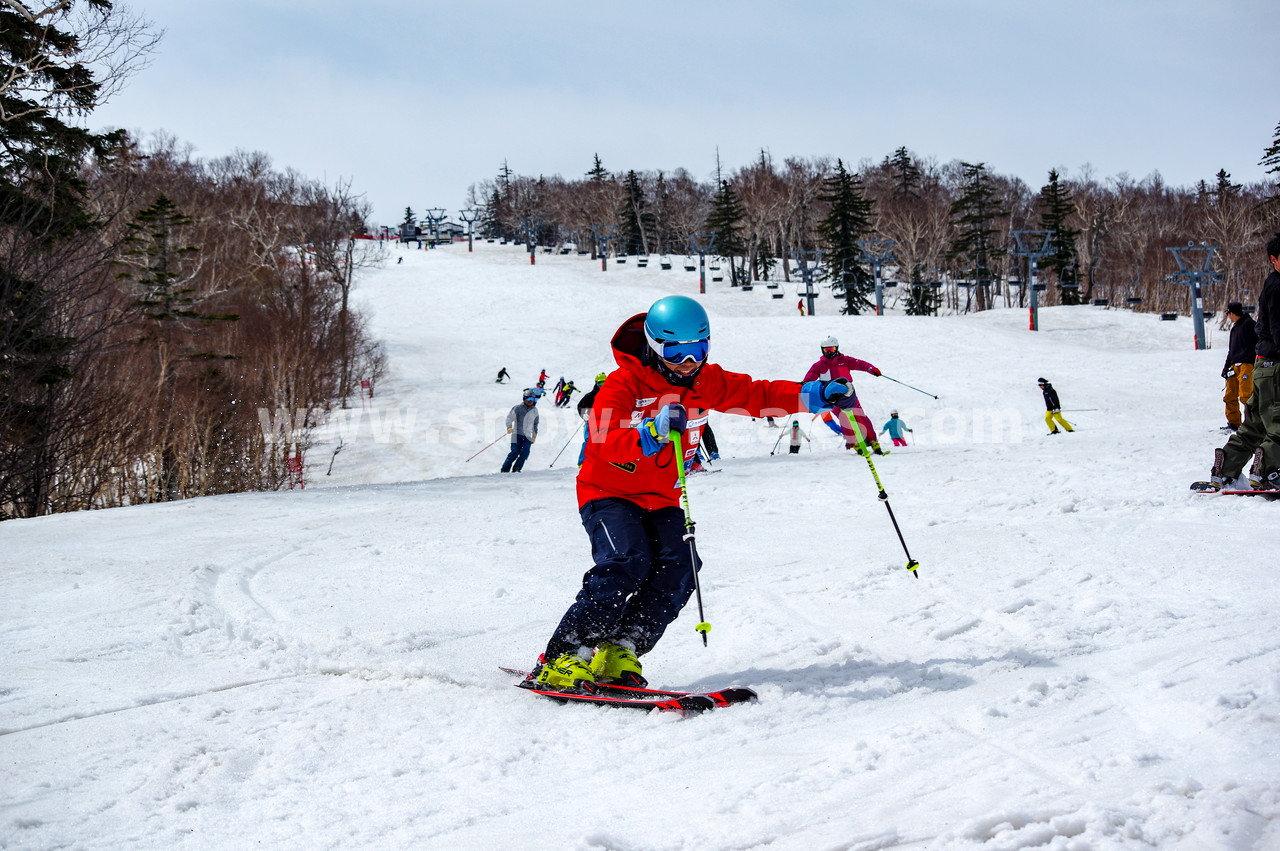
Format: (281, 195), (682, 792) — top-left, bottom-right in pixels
(532, 296), (852, 689)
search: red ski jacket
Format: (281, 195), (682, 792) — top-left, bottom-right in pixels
(576, 313), (808, 510)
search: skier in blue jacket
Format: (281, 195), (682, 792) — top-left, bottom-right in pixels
(880, 410), (913, 447)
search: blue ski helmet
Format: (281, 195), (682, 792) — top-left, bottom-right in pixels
(643, 296), (710, 386)
(644, 296), (709, 359)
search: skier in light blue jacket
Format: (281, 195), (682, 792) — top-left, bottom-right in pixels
(880, 410), (913, 447)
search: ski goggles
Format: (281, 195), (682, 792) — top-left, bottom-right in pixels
(655, 339), (709, 365)
(821, 346), (838, 356)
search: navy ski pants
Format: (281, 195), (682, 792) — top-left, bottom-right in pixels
(544, 497), (701, 660)
(501, 436), (532, 472)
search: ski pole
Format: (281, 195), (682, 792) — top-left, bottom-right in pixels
(548, 428), (579, 468)
(671, 431), (711, 645)
(845, 417), (920, 579)
(769, 429), (785, 456)
(879, 374), (939, 400)
(465, 433), (505, 462)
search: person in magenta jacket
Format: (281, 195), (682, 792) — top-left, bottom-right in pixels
(802, 335), (885, 453)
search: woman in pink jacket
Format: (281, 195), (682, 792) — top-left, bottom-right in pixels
(802, 335), (885, 454)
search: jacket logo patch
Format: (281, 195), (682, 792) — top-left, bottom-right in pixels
(635, 397), (657, 407)
(610, 461), (638, 474)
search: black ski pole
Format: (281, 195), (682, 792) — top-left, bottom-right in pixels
(846, 416), (920, 578)
(880, 374), (939, 400)
(671, 431), (711, 645)
(769, 429), (785, 456)
(549, 428), (579, 468)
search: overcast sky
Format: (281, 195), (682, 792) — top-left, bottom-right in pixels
(90, 0), (1277, 228)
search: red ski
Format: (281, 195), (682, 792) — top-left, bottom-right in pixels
(500, 667), (757, 712)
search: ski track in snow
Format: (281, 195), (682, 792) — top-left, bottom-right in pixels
(2, 242), (1280, 850)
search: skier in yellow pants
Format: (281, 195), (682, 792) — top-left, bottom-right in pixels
(1038, 378), (1074, 434)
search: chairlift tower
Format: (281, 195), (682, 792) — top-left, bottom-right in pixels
(688, 233), (717, 294)
(590, 224), (615, 271)
(1166, 242), (1221, 350)
(790, 250), (825, 317)
(856, 239), (896, 316)
(424, 208), (446, 248)
(458, 208), (480, 252)
(1011, 230), (1055, 331)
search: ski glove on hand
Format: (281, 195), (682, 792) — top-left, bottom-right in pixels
(639, 404), (688, 456)
(802, 379), (853, 413)
(869, 366), (882, 376)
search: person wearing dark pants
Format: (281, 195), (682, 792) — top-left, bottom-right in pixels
(545, 497), (699, 661)
(501, 389), (540, 472)
(530, 295), (852, 691)
(1211, 234), (1280, 490)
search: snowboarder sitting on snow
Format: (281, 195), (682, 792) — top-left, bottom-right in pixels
(803, 335), (885, 454)
(788, 420), (810, 454)
(1038, 378), (1074, 435)
(531, 295), (854, 690)
(1205, 232), (1280, 491)
(501, 389), (540, 473)
(880, 410), (913, 447)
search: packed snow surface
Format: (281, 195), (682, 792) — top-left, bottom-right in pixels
(3, 242), (1279, 850)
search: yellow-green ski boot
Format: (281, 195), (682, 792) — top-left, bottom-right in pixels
(590, 642), (646, 687)
(535, 653), (595, 690)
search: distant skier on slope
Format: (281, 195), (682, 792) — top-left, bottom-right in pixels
(557, 380), (578, 408)
(788, 420), (810, 454)
(501, 389), (540, 473)
(495, 367), (510, 384)
(529, 295), (854, 691)
(575, 374), (608, 466)
(1038, 378), (1075, 435)
(803, 335), (885, 454)
(880, 410), (913, 447)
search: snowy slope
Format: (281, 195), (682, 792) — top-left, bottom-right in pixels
(3, 242), (1279, 850)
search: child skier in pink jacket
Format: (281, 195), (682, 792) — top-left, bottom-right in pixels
(802, 335), (885, 454)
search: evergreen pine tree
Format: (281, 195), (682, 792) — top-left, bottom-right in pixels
(617, 170), (649, 255)
(889, 146), (922, 198)
(1, 0), (130, 517)
(586, 154), (609, 183)
(704, 180), (747, 285)
(817, 159), (876, 315)
(1037, 169), (1082, 304)
(652, 170), (673, 255)
(1214, 168), (1241, 203)
(1258, 121), (1280, 210)
(114, 194), (238, 502)
(948, 162), (1008, 312)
